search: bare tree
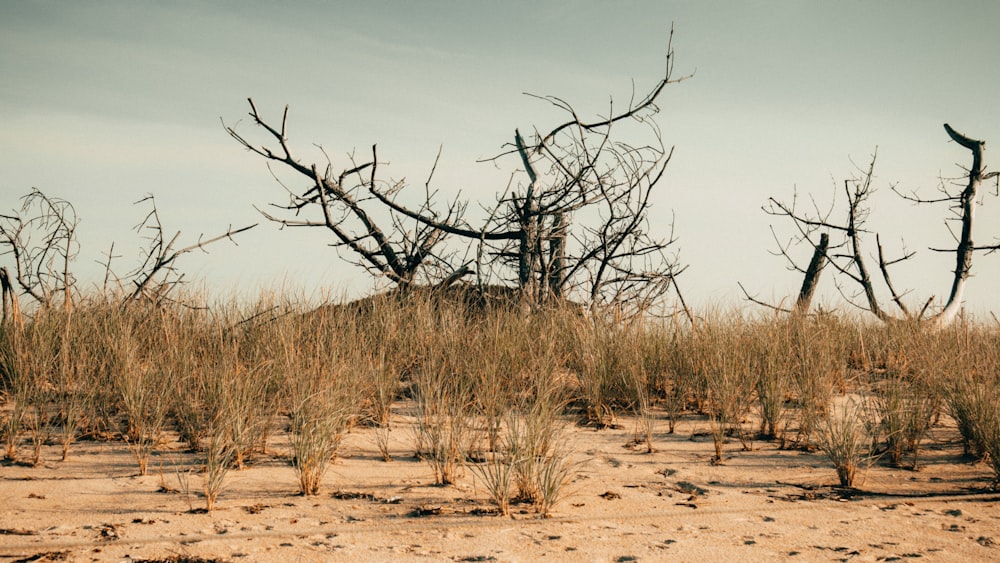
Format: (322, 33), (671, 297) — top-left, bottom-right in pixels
(226, 29), (691, 316)
(0, 189), (78, 315)
(226, 105), (462, 289)
(114, 194), (257, 306)
(750, 124), (999, 327)
(0, 266), (23, 330)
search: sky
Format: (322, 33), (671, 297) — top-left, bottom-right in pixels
(2, 1), (1000, 315)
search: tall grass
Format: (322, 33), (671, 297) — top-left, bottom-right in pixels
(569, 314), (641, 428)
(412, 312), (475, 486)
(691, 317), (757, 462)
(787, 315), (846, 448)
(3, 285), (1000, 503)
(857, 321), (944, 469)
(468, 309), (576, 515)
(277, 306), (359, 496)
(749, 316), (794, 442)
(943, 325), (1000, 483)
(816, 396), (875, 487)
(107, 307), (175, 475)
(1, 308), (65, 463)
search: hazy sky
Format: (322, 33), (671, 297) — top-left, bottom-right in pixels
(3, 1), (1000, 314)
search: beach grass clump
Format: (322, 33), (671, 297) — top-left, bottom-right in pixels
(748, 315), (794, 443)
(472, 358), (575, 516)
(275, 305), (359, 496)
(693, 316), (757, 462)
(816, 395), (875, 487)
(787, 314), (847, 448)
(943, 327), (1000, 483)
(569, 313), (643, 428)
(0, 307), (64, 463)
(860, 321), (944, 469)
(103, 306), (174, 475)
(412, 334), (475, 486)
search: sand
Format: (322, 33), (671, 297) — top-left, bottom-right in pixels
(1, 406), (998, 563)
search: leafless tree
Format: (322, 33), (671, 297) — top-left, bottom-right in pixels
(112, 194), (257, 306)
(226, 104), (461, 288)
(226, 29), (691, 316)
(749, 124), (999, 327)
(0, 189), (78, 316)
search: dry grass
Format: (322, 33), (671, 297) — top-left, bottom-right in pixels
(2, 288), (1000, 514)
(816, 395), (875, 487)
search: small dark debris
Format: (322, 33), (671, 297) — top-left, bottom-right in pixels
(615, 557), (639, 563)
(98, 524), (120, 541)
(465, 451), (489, 463)
(0, 528), (38, 535)
(27, 493), (46, 499)
(244, 503), (265, 514)
(901, 553), (923, 558)
(763, 516), (775, 522)
(332, 490), (378, 501)
(744, 540), (757, 545)
(455, 557), (497, 562)
(469, 507), (500, 516)
(333, 490), (402, 504)
(410, 505), (443, 517)
(12, 551), (68, 563)
(674, 481), (709, 496)
(977, 536), (996, 547)
(132, 518), (156, 525)
(945, 509), (963, 517)
(657, 468), (677, 477)
(600, 491), (621, 500)
(128, 558), (225, 563)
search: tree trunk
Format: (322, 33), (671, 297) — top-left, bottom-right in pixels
(928, 124), (985, 329)
(795, 232), (829, 313)
(547, 212), (566, 299)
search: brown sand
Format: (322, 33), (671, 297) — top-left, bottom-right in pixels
(1, 407), (998, 562)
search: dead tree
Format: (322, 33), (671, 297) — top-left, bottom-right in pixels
(226, 29), (690, 316)
(750, 124), (998, 327)
(112, 194), (257, 306)
(795, 232), (829, 313)
(0, 189), (78, 314)
(0, 266), (23, 330)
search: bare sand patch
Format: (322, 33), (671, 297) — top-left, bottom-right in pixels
(1, 408), (998, 563)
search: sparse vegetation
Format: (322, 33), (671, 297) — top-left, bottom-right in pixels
(2, 287), (1000, 520)
(816, 396), (875, 487)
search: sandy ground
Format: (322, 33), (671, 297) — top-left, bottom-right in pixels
(1, 406), (998, 563)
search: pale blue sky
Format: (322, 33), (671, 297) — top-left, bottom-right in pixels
(2, 1), (1000, 313)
